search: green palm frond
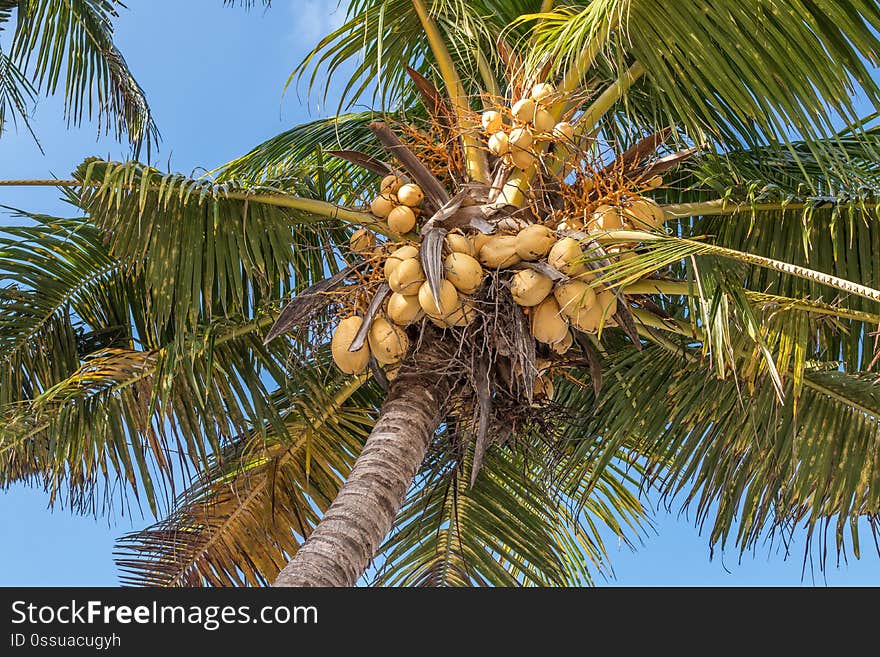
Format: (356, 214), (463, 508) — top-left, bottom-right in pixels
(589, 343), (880, 562)
(114, 368), (378, 587)
(525, 1), (880, 167)
(372, 431), (648, 587)
(0, 45), (37, 143)
(8, 0), (157, 153)
(71, 159), (358, 341)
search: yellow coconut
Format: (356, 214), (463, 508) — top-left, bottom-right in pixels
(553, 121), (575, 142)
(389, 257), (426, 294)
(472, 232), (493, 255)
(509, 127), (534, 151)
(547, 237), (588, 277)
(481, 110), (503, 132)
(349, 228), (375, 254)
(368, 316), (409, 365)
(596, 289), (619, 318)
(511, 98), (537, 123)
(533, 108), (556, 134)
(506, 149), (536, 170)
(445, 231), (474, 257)
(370, 194), (395, 218)
(510, 269), (553, 307)
(554, 280), (602, 332)
(478, 235), (522, 269)
(417, 279), (460, 318)
(623, 197), (665, 229)
(443, 298), (477, 327)
(589, 204), (623, 232)
(444, 252), (484, 294)
(530, 82), (555, 103)
(387, 291), (424, 325)
(550, 329), (574, 355)
(556, 217), (585, 231)
(384, 365), (401, 381)
(396, 183), (424, 207)
(380, 174), (406, 194)
(331, 316), (371, 374)
(383, 244), (420, 279)
(387, 205), (417, 233)
(515, 224), (556, 260)
(488, 131), (510, 156)
(531, 297), (569, 345)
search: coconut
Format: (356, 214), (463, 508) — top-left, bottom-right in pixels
(331, 316), (371, 374)
(349, 228), (375, 254)
(387, 291), (424, 325)
(623, 197), (664, 229)
(444, 252), (484, 294)
(511, 98), (537, 123)
(596, 289), (619, 318)
(552, 121), (575, 142)
(389, 257), (426, 294)
(418, 279), (460, 318)
(510, 269), (553, 307)
(380, 174), (406, 194)
(481, 110), (503, 133)
(550, 329), (574, 355)
(530, 82), (555, 103)
(478, 235), (522, 269)
(531, 297), (569, 345)
(509, 127), (534, 151)
(383, 244), (420, 279)
(368, 316), (409, 365)
(554, 280), (602, 332)
(472, 232), (493, 255)
(397, 183), (424, 208)
(556, 217), (584, 231)
(384, 365), (401, 381)
(533, 108), (556, 134)
(370, 194), (395, 218)
(506, 149), (536, 170)
(488, 131), (510, 156)
(387, 205), (417, 233)
(515, 224), (556, 260)
(445, 231), (474, 256)
(497, 216), (529, 233)
(547, 237), (588, 277)
(589, 204), (623, 232)
(442, 298), (476, 327)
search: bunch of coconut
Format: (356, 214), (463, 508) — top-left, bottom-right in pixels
(481, 82), (575, 170)
(504, 225), (621, 352)
(368, 174), (425, 233)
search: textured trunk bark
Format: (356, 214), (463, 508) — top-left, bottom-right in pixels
(273, 346), (452, 587)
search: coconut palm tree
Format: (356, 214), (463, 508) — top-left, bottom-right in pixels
(2, 0), (880, 587)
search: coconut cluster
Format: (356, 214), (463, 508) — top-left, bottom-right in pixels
(481, 82), (574, 170)
(368, 174), (425, 233)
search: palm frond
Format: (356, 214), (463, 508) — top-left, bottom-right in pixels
(114, 368), (378, 587)
(9, 0), (157, 154)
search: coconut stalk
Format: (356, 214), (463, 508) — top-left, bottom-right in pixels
(411, 0), (489, 183)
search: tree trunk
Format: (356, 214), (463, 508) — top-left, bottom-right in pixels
(273, 346), (452, 587)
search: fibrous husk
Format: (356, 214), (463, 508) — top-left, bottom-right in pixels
(388, 257), (425, 294)
(387, 291), (424, 325)
(530, 296), (569, 345)
(444, 252), (484, 294)
(332, 316), (371, 373)
(515, 224), (556, 260)
(368, 316), (409, 365)
(478, 235), (522, 269)
(510, 268), (553, 307)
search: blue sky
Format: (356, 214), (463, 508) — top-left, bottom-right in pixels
(1, 0), (879, 587)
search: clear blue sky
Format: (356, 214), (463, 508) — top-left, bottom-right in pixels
(1, 0), (878, 587)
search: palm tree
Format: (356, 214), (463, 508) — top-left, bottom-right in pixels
(2, 0), (880, 587)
